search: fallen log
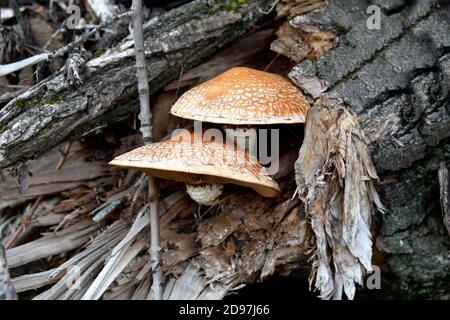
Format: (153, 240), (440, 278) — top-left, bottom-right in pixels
(0, 0), (273, 169)
(287, 0), (450, 298)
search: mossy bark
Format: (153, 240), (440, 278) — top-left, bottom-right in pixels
(289, 0), (450, 298)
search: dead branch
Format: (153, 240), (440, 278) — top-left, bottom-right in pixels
(131, 0), (163, 300)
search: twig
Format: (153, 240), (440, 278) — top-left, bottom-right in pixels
(0, 11), (132, 78)
(0, 53), (50, 78)
(43, 27), (64, 50)
(131, 0), (163, 300)
(55, 142), (72, 171)
(4, 196), (44, 249)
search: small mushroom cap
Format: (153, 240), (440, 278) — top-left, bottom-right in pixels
(170, 67), (310, 125)
(109, 131), (281, 197)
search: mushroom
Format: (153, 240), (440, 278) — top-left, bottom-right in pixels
(109, 130), (280, 206)
(170, 67), (310, 155)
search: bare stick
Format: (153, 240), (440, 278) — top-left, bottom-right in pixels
(131, 0), (163, 300)
(4, 195), (44, 249)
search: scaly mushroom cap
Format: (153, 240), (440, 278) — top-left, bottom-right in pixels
(109, 131), (281, 197)
(170, 67), (310, 125)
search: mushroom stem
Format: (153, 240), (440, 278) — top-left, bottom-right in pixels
(224, 125), (258, 159)
(186, 184), (224, 206)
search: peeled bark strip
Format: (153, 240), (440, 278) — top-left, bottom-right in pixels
(294, 94), (384, 299)
(0, 0), (272, 169)
(0, 241), (16, 300)
(438, 163), (450, 236)
(289, 0), (450, 298)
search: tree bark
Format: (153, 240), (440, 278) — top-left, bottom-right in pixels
(288, 0), (450, 298)
(0, 0), (272, 169)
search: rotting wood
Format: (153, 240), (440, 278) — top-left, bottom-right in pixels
(0, 141), (111, 209)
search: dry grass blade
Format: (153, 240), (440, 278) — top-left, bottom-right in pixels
(24, 220), (128, 299)
(6, 218), (99, 268)
(12, 268), (62, 293)
(82, 235), (147, 300)
(80, 205), (154, 300)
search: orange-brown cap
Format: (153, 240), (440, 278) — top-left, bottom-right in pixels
(109, 130), (281, 197)
(170, 67), (310, 125)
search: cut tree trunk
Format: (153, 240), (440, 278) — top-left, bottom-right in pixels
(288, 0), (450, 298)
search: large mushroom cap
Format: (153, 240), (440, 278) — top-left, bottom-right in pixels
(109, 131), (281, 197)
(170, 67), (310, 125)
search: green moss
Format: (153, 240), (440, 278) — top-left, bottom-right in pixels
(0, 123), (11, 133)
(15, 98), (27, 110)
(10, 88), (66, 114)
(14, 90), (47, 111)
(94, 50), (104, 57)
(333, 22), (347, 33)
(46, 95), (65, 105)
(208, 0), (247, 14)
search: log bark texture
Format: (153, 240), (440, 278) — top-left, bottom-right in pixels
(288, 0), (450, 298)
(0, 0), (272, 169)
